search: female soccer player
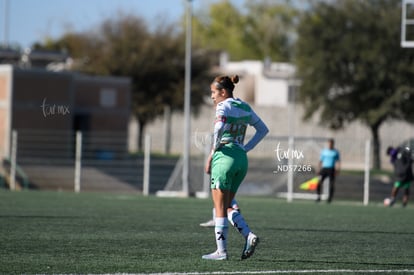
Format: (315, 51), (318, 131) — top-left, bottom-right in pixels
(202, 75), (269, 260)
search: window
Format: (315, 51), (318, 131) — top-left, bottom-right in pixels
(100, 88), (116, 107)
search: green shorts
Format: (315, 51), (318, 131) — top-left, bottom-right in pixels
(394, 181), (411, 189)
(210, 143), (248, 193)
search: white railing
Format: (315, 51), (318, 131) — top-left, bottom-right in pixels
(5, 129), (177, 195)
(3, 129), (399, 205)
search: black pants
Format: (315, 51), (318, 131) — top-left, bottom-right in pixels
(317, 168), (335, 202)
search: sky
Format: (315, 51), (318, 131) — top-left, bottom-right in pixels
(0, 0), (244, 49)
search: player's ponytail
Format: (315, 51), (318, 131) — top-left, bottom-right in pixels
(213, 75), (239, 97)
(230, 75), (239, 85)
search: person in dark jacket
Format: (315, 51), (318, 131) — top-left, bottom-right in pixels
(386, 146), (413, 207)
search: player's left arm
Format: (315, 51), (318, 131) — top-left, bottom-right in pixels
(244, 111), (269, 152)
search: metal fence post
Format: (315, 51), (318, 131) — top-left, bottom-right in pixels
(363, 139), (371, 206)
(74, 131), (82, 193)
(10, 130), (17, 191)
(143, 134), (151, 196)
(287, 136), (294, 202)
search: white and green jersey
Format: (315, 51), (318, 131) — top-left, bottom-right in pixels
(213, 98), (268, 152)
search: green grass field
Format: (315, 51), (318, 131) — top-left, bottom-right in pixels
(1, 191), (413, 275)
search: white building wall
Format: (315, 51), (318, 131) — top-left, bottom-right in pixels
(221, 60), (294, 107)
(256, 78), (288, 106)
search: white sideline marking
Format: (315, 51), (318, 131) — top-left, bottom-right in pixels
(86, 270), (414, 275)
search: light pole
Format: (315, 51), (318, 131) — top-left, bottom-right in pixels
(3, 0), (9, 47)
(182, 0), (192, 197)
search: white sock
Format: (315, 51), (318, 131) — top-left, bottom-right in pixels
(212, 208), (216, 220)
(228, 209), (250, 239)
(214, 217), (228, 253)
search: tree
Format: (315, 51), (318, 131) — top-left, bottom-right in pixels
(34, 14), (214, 151)
(243, 0), (299, 61)
(295, 0), (414, 169)
(192, 0), (297, 61)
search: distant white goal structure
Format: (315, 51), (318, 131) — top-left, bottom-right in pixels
(401, 0), (414, 47)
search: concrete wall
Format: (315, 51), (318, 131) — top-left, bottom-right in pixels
(141, 101), (414, 170)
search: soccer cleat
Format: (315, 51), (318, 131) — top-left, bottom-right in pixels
(200, 219), (215, 227)
(241, 233), (259, 260)
(202, 250), (228, 260)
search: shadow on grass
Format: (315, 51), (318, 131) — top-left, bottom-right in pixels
(263, 226), (414, 235)
(0, 215), (84, 219)
(260, 258), (414, 268)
